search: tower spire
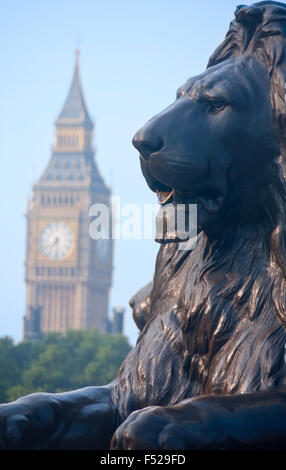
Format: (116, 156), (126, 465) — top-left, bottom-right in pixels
(75, 48), (80, 67)
(55, 50), (93, 128)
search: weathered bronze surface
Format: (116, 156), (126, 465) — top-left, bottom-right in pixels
(2, 1), (286, 450)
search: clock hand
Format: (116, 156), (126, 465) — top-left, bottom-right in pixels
(51, 236), (60, 247)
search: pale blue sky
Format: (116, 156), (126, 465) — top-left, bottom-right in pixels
(0, 0), (262, 345)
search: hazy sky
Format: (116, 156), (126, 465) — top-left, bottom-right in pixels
(0, 0), (263, 345)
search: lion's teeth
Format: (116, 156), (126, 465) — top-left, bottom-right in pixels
(157, 190), (174, 205)
(156, 191), (224, 213)
(156, 191), (169, 203)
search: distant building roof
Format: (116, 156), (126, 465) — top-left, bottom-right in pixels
(37, 152), (109, 194)
(55, 50), (93, 128)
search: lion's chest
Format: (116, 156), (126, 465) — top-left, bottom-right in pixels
(117, 303), (230, 416)
(117, 296), (286, 418)
(117, 309), (190, 417)
(116, 240), (286, 419)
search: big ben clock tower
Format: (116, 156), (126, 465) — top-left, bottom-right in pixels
(24, 51), (113, 338)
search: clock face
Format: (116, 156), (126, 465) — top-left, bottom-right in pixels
(40, 222), (74, 260)
(96, 237), (111, 262)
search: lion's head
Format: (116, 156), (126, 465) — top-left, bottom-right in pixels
(133, 1), (286, 242)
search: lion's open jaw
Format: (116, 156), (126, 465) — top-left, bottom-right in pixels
(156, 188), (224, 214)
(155, 187), (225, 244)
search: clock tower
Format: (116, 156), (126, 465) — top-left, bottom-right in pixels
(24, 51), (113, 338)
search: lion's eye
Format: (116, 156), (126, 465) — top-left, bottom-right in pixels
(209, 101), (227, 113)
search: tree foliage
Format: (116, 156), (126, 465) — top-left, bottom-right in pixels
(0, 329), (131, 403)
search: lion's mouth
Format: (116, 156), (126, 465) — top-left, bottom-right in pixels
(155, 185), (226, 244)
(156, 187), (224, 214)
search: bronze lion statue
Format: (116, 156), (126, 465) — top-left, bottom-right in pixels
(2, 1), (286, 450)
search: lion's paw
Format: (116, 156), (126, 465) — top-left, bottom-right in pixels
(110, 406), (190, 450)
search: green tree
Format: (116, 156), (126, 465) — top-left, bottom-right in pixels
(0, 330), (131, 402)
(0, 337), (21, 402)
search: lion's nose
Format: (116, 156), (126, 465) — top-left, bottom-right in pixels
(132, 129), (163, 160)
